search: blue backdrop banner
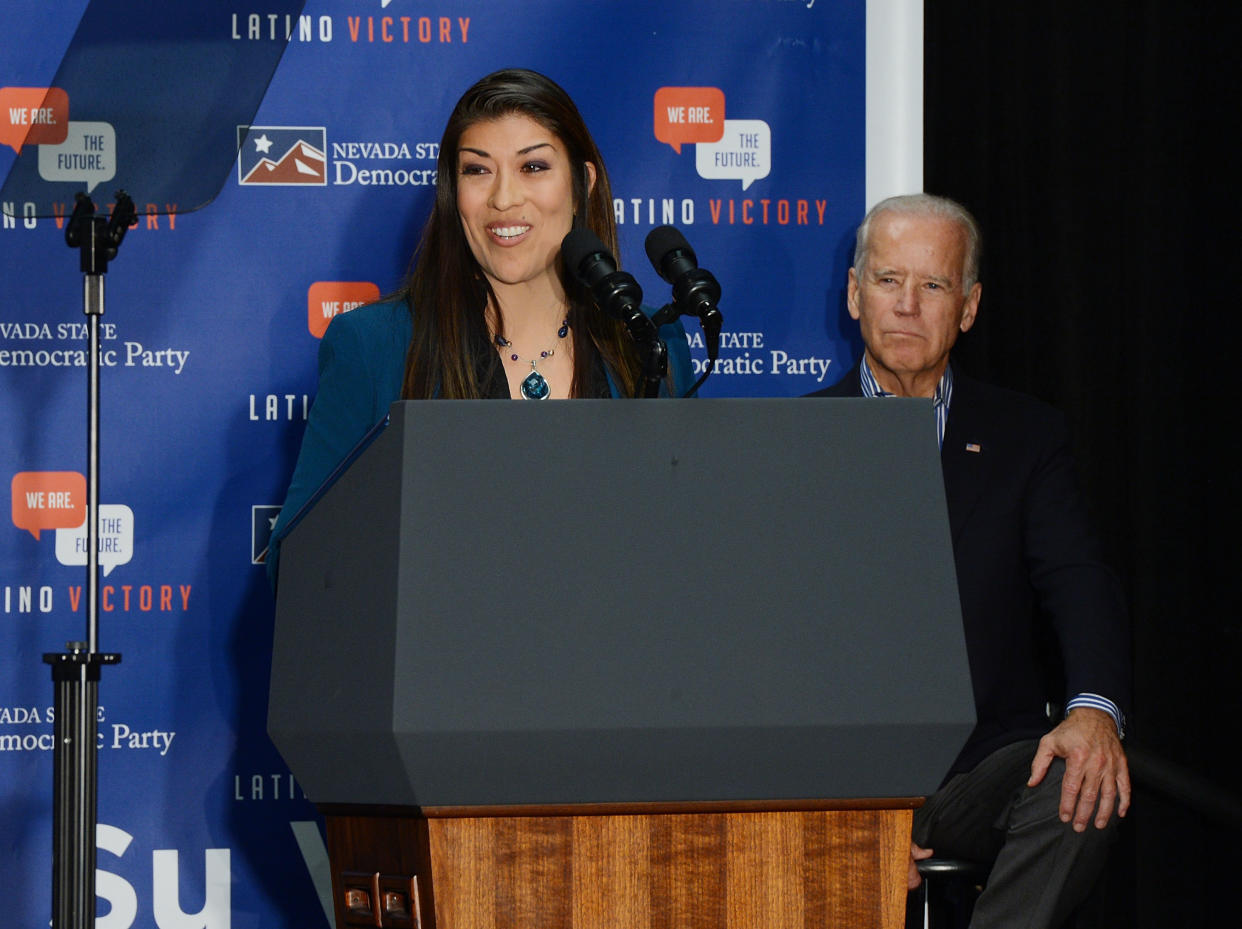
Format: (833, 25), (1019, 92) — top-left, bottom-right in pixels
(1, 2), (905, 926)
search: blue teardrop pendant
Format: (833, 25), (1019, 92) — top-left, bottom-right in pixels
(520, 369), (550, 400)
(496, 318), (566, 400)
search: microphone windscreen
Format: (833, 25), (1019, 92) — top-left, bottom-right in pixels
(644, 224), (694, 271)
(561, 229), (613, 280)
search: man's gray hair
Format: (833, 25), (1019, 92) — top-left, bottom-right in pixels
(853, 193), (982, 291)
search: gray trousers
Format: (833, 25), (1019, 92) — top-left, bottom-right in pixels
(912, 740), (1118, 929)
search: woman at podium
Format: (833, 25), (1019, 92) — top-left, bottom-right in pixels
(267, 68), (693, 588)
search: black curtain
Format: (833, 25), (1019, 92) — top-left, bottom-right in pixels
(924, 2), (1236, 923)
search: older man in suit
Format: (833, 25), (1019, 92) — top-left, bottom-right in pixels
(809, 194), (1130, 927)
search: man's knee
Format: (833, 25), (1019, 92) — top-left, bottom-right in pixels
(1002, 758), (1121, 850)
(1003, 758), (1066, 827)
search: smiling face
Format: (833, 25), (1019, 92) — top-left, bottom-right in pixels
(455, 114), (595, 302)
(848, 210), (982, 397)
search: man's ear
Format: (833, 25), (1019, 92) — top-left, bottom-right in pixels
(846, 267), (862, 321)
(959, 281), (982, 333)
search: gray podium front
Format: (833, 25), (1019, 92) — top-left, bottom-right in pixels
(269, 397), (974, 929)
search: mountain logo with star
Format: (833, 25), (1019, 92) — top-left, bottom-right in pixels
(236, 126), (327, 186)
(251, 505), (282, 564)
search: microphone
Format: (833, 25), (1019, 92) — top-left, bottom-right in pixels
(561, 229), (646, 328)
(561, 228), (666, 397)
(644, 225), (723, 339)
(645, 226), (722, 398)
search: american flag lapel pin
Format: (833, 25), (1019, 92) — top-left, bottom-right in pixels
(965, 441), (982, 453)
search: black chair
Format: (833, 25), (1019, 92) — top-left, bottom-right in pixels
(910, 857), (987, 929)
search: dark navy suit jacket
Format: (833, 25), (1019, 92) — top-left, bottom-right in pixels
(810, 363), (1130, 777)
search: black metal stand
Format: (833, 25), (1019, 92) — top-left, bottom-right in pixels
(43, 648), (120, 929)
(631, 321), (669, 399)
(41, 190), (134, 929)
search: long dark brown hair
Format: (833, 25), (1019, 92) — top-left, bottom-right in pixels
(396, 68), (640, 398)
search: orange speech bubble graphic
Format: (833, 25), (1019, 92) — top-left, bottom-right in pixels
(307, 281), (381, 338)
(0, 87), (69, 154)
(11, 471), (86, 540)
(654, 87), (726, 154)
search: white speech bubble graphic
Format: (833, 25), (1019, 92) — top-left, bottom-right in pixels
(37, 120), (116, 193)
(695, 119), (771, 190)
(56, 503), (133, 576)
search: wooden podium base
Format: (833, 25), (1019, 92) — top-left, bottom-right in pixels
(321, 799), (916, 929)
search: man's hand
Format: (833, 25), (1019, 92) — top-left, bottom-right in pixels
(908, 841), (934, 890)
(1028, 706), (1130, 831)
